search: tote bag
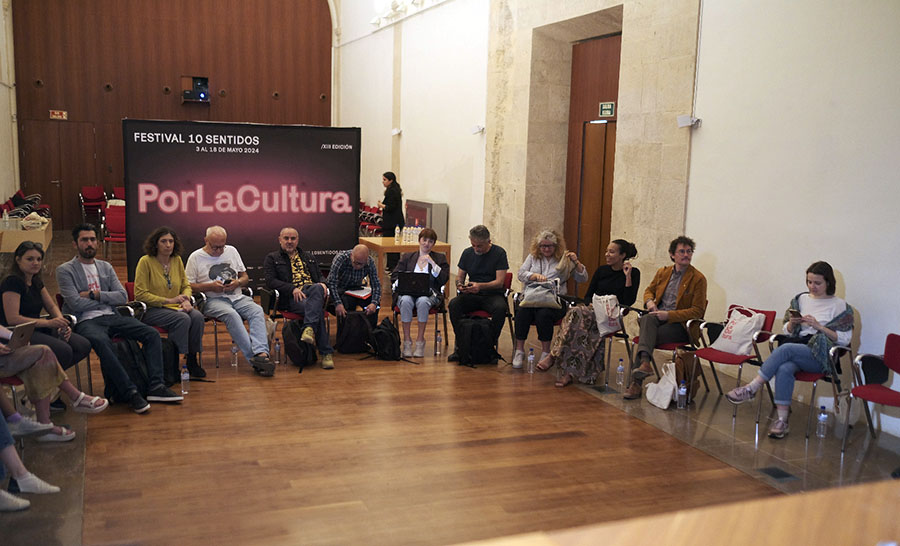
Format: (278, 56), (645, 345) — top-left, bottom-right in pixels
(592, 294), (622, 337)
(709, 306), (765, 355)
(646, 362), (677, 410)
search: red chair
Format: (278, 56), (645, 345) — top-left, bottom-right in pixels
(624, 304), (710, 389)
(692, 305), (777, 419)
(792, 345), (851, 438)
(842, 333), (900, 452)
(113, 186), (126, 200)
(461, 272), (515, 351)
(80, 185), (107, 224)
(102, 206), (126, 258)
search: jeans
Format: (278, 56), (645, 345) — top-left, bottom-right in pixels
(142, 307), (205, 354)
(31, 329), (92, 370)
(75, 314), (165, 398)
(758, 343), (823, 406)
(0, 418), (13, 481)
(281, 284), (333, 355)
(634, 314), (689, 369)
(202, 295), (269, 360)
(398, 294), (440, 324)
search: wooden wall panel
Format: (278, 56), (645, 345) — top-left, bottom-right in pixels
(13, 0), (333, 227)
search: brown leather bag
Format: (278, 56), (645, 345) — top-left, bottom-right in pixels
(674, 347), (702, 402)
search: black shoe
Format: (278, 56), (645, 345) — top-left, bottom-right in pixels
(130, 392), (150, 414)
(251, 356), (275, 377)
(186, 357), (207, 378)
(147, 386), (184, 403)
(50, 398), (67, 413)
(447, 351), (459, 362)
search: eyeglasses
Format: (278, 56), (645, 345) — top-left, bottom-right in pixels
(351, 260), (368, 267)
(675, 248), (694, 255)
(209, 244), (226, 251)
(539, 243), (556, 249)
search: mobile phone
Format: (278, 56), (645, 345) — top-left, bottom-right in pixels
(788, 309), (801, 318)
(224, 279), (234, 285)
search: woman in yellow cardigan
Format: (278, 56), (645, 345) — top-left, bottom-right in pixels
(134, 227), (206, 377)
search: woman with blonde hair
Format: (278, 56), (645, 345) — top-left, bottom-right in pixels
(512, 229), (588, 368)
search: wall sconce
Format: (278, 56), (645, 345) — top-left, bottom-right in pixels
(470, 125), (485, 134)
(391, 128), (402, 136)
(677, 114), (702, 128)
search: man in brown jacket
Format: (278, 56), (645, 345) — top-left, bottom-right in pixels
(624, 236), (707, 399)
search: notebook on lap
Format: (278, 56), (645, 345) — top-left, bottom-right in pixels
(6, 321), (36, 350)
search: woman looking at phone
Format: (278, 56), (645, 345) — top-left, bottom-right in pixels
(725, 261), (853, 439)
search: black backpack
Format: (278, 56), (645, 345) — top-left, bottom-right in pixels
(457, 317), (497, 367)
(370, 318), (402, 361)
(160, 338), (181, 387)
(283, 319), (317, 371)
(103, 339), (151, 401)
(335, 311), (373, 353)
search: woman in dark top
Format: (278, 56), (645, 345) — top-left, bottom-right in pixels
(378, 171), (405, 269)
(0, 241), (91, 373)
(378, 171), (405, 236)
(536, 239), (640, 387)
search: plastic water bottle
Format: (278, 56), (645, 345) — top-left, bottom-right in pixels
(526, 348), (536, 374)
(816, 406), (828, 438)
(616, 359), (625, 388)
(677, 381), (688, 409)
(180, 365), (190, 394)
(231, 342), (239, 367)
(273, 339), (281, 365)
(434, 329), (442, 356)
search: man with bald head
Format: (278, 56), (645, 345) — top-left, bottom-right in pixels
(263, 227), (334, 369)
(327, 244), (382, 330)
(185, 226), (274, 377)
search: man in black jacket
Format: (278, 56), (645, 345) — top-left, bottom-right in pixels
(263, 227), (334, 369)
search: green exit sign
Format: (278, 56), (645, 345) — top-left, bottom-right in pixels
(599, 102), (615, 117)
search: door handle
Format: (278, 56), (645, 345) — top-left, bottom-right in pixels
(50, 179), (61, 186)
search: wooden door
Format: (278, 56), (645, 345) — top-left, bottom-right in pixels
(19, 120), (62, 214)
(19, 120), (96, 229)
(574, 120), (616, 280)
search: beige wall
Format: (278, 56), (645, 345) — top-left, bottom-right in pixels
(0, 2), (18, 200)
(485, 0), (701, 279)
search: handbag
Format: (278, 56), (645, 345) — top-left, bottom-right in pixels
(592, 294), (622, 337)
(519, 280), (561, 309)
(674, 347), (701, 402)
(709, 306), (766, 355)
(646, 362), (677, 409)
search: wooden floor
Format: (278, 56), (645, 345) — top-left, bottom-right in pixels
(81, 346), (777, 545)
(20, 236), (779, 544)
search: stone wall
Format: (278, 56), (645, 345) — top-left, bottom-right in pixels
(485, 0), (700, 283)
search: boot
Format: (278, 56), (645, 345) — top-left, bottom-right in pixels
(186, 353), (206, 378)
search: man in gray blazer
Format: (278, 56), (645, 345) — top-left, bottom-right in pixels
(56, 223), (183, 413)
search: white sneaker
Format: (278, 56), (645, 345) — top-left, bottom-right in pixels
(0, 490), (30, 512)
(402, 340), (414, 358)
(539, 352), (551, 363)
(413, 341), (426, 358)
(6, 416), (54, 437)
(512, 350), (525, 369)
(16, 472), (60, 494)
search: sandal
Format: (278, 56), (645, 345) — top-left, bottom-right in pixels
(536, 356), (554, 372)
(71, 392), (109, 414)
(36, 426), (76, 443)
(555, 374), (573, 388)
(768, 418), (789, 439)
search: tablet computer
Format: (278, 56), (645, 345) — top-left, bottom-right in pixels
(6, 321), (36, 351)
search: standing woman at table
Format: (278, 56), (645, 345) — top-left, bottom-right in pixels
(378, 171), (405, 270)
